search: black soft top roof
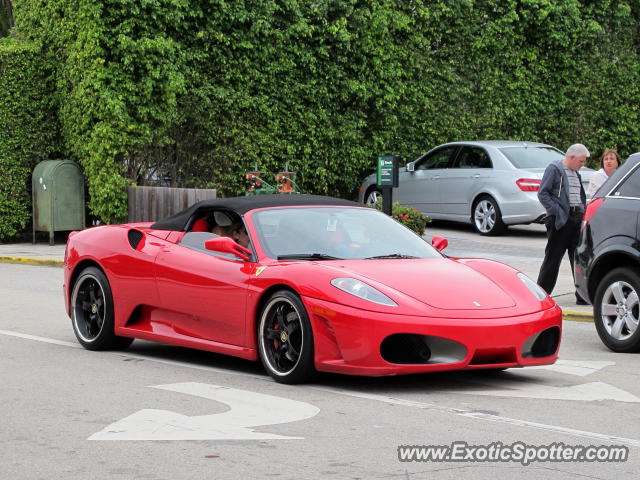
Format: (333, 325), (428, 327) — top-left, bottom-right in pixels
(149, 194), (362, 231)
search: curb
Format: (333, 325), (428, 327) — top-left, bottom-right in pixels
(0, 256), (64, 268)
(562, 310), (593, 322)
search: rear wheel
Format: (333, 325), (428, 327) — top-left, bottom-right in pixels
(473, 196), (506, 236)
(594, 267), (640, 352)
(71, 266), (133, 351)
(258, 290), (315, 384)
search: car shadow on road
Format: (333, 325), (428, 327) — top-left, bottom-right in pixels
(314, 367), (553, 394)
(123, 340), (268, 378)
(121, 340), (558, 394)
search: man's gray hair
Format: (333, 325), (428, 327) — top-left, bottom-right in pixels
(566, 143), (590, 158)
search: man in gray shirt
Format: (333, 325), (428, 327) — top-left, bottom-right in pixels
(537, 144), (589, 304)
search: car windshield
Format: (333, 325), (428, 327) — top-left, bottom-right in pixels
(251, 207), (441, 260)
(499, 146), (564, 168)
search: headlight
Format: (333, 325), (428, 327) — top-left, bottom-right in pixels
(517, 272), (548, 301)
(330, 278), (397, 306)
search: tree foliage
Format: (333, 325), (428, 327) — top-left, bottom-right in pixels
(0, 1), (13, 37)
(1, 0), (640, 231)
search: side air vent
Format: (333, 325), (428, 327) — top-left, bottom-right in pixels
(128, 229), (144, 250)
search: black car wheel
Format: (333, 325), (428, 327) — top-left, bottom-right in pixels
(594, 267), (640, 352)
(71, 266), (134, 351)
(258, 290), (315, 384)
(472, 196), (506, 236)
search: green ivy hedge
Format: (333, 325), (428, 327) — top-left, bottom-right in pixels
(2, 0), (640, 232)
(0, 39), (60, 239)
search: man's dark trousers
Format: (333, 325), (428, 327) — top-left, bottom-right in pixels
(537, 213), (582, 295)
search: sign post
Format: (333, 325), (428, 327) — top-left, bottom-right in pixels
(377, 155), (399, 216)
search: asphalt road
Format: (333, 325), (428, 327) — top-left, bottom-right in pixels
(426, 220), (549, 261)
(1, 248), (639, 479)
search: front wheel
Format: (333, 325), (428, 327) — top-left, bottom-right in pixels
(365, 187), (382, 207)
(473, 196), (506, 236)
(594, 267), (640, 352)
(258, 290), (315, 384)
(71, 266), (133, 351)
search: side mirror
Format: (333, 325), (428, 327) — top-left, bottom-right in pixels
(406, 162), (415, 172)
(431, 235), (448, 252)
(204, 236), (252, 261)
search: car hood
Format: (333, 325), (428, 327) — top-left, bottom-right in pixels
(323, 258), (516, 310)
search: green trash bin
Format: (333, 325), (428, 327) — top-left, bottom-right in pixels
(32, 160), (85, 245)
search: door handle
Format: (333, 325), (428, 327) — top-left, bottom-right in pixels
(432, 175), (440, 180)
(470, 174), (480, 179)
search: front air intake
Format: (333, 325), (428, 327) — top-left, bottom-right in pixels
(380, 334), (431, 364)
(380, 334), (467, 365)
(522, 326), (560, 358)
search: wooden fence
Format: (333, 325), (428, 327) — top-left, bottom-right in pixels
(127, 186), (217, 223)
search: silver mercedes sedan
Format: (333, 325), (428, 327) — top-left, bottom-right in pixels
(358, 140), (594, 235)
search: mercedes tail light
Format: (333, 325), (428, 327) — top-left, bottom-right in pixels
(516, 178), (541, 192)
(581, 197), (604, 232)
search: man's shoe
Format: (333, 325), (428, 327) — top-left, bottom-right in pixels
(576, 297), (588, 305)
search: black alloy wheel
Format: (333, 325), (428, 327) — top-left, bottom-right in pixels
(258, 290), (315, 384)
(71, 266), (133, 351)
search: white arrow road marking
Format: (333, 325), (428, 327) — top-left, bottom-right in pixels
(88, 382), (320, 441)
(453, 381), (640, 403)
(4, 330), (640, 447)
(529, 359), (616, 377)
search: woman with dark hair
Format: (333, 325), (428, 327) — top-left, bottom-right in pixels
(587, 149), (621, 198)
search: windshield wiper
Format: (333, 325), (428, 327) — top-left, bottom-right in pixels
(277, 253), (343, 261)
(365, 253), (419, 259)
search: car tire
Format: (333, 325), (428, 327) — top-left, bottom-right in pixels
(472, 196), (506, 236)
(258, 290), (315, 384)
(365, 187), (382, 207)
(70, 266), (134, 351)
(594, 267), (640, 352)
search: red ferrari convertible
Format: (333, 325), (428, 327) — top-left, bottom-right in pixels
(64, 194), (561, 383)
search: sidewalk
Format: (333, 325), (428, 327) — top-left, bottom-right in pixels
(0, 241), (593, 321)
(0, 242), (66, 267)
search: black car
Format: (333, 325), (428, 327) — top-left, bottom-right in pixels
(575, 152), (640, 352)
